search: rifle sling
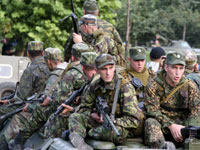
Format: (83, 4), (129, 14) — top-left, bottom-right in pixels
(111, 79), (121, 121)
(161, 79), (189, 103)
(44, 63), (72, 98)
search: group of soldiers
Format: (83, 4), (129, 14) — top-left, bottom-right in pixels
(0, 0), (200, 150)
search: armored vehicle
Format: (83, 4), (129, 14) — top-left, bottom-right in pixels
(0, 55), (30, 98)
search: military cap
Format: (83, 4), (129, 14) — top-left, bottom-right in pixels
(185, 50), (197, 67)
(71, 43), (90, 58)
(28, 41), (44, 51)
(81, 52), (97, 67)
(129, 47), (146, 60)
(166, 51), (186, 66)
(83, 0), (98, 12)
(95, 54), (116, 69)
(44, 48), (63, 61)
(80, 14), (97, 26)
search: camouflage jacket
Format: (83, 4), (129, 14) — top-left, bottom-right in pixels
(145, 71), (200, 128)
(54, 63), (87, 108)
(186, 71), (200, 91)
(64, 18), (124, 62)
(43, 62), (68, 97)
(14, 56), (50, 102)
(78, 73), (142, 129)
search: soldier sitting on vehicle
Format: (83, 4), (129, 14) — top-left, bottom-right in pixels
(0, 41), (50, 150)
(68, 54), (144, 150)
(64, 0), (125, 66)
(144, 51), (200, 149)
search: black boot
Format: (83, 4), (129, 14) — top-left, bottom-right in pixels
(61, 129), (70, 141)
(0, 134), (8, 150)
(8, 131), (25, 150)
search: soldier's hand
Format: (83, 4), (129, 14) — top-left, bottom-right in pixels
(0, 100), (8, 106)
(41, 97), (51, 106)
(23, 103), (29, 112)
(73, 33), (83, 43)
(61, 104), (74, 115)
(168, 124), (185, 142)
(91, 113), (104, 123)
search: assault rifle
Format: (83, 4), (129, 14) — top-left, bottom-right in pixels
(45, 84), (86, 126)
(59, 0), (79, 34)
(181, 126), (200, 139)
(0, 93), (49, 121)
(96, 96), (120, 136)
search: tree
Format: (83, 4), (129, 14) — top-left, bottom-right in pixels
(0, 0), (121, 55)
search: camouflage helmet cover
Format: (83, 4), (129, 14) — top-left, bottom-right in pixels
(166, 51), (186, 66)
(129, 46), (146, 60)
(28, 41), (44, 51)
(44, 48), (63, 61)
(81, 52), (97, 67)
(71, 43), (90, 58)
(95, 54), (116, 69)
(83, 0), (98, 12)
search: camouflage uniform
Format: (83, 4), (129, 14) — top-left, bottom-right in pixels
(184, 50), (200, 90)
(64, 0), (125, 65)
(68, 54), (143, 144)
(144, 52), (200, 148)
(43, 52), (97, 138)
(15, 43), (90, 142)
(0, 41), (49, 143)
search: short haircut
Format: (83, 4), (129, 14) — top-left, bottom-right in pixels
(28, 50), (43, 58)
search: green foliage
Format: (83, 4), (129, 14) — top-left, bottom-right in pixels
(0, 0), (121, 54)
(116, 0), (200, 47)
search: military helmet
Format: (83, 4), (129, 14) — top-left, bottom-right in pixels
(71, 43), (90, 58)
(166, 51), (186, 66)
(81, 52), (97, 68)
(129, 46), (146, 60)
(184, 50), (197, 67)
(80, 14), (97, 26)
(83, 0), (99, 12)
(28, 41), (44, 51)
(95, 54), (116, 69)
(44, 48), (63, 61)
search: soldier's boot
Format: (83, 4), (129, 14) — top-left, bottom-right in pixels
(0, 134), (8, 150)
(8, 131), (25, 150)
(161, 141), (176, 150)
(69, 132), (93, 150)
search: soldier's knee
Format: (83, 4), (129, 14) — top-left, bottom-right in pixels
(145, 118), (160, 127)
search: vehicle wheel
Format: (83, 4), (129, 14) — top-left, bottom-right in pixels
(0, 82), (16, 99)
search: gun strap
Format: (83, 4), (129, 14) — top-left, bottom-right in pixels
(45, 63), (72, 97)
(111, 78), (121, 121)
(161, 79), (189, 103)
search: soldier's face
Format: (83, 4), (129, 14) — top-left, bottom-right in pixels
(82, 66), (97, 80)
(165, 64), (185, 86)
(98, 64), (115, 82)
(129, 58), (146, 73)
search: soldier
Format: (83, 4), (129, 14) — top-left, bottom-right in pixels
(64, 0), (125, 66)
(1, 47), (65, 149)
(144, 52), (200, 149)
(184, 51), (200, 90)
(8, 44), (96, 150)
(43, 52), (98, 139)
(73, 14), (118, 58)
(0, 41), (49, 149)
(120, 47), (155, 106)
(68, 54), (144, 150)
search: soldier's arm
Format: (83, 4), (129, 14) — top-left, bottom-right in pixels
(115, 83), (141, 128)
(186, 81), (200, 126)
(145, 81), (174, 128)
(64, 31), (74, 62)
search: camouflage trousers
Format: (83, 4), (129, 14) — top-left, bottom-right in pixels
(0, 104), (22, 129)
(68, 113), (131, 144)
(43, 114), (69, 138)
(19, 104), (57, 140)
